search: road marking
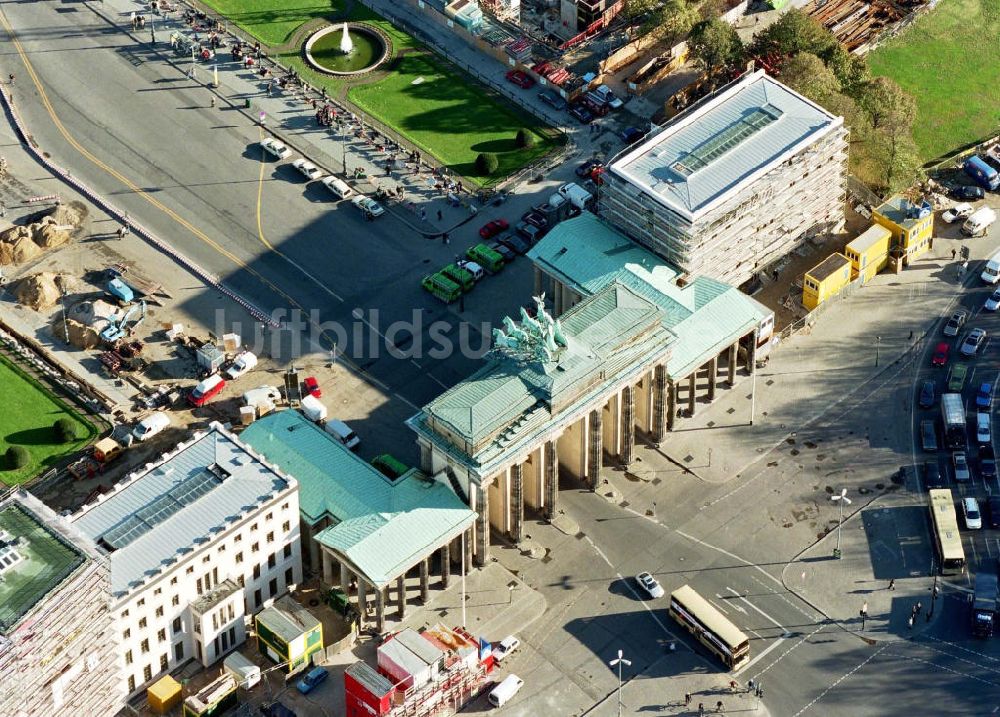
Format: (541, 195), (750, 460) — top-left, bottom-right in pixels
(924, 634), (1000, 665)
(792, 643), (890, 716)
(714, 594), (745, 615)
(733, 636), (785, 676)
(674, 529), (784, 589)
(726, 587), (791, 636)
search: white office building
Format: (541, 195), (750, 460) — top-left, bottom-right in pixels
(69, 422), (301, 696)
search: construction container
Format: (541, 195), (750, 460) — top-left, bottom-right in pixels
(802, 253), (852, 310)
(196, 343), (225, 373)
(224, 651), (262, 689)
(255, 596), (324, 674)
(844, 224), (891, 282)
(182, 674), (238, 717)
(147, 674), (182, 714)
(240, 406), (257, 425)
(92, 437), (124, 463)
(344, 661), (395, 717)
(873, 195), (933, 266)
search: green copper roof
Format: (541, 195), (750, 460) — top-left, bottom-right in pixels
(529, 214), (769, 377)
(240, 411), (475, 587)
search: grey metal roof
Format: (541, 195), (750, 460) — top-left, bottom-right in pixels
(256, 595), (321, 642)
(608, 70), (841, 220)
(70, 424), (292, 595)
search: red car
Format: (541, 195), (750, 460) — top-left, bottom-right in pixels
(505, 70), (535, 89)
(303, 376), (322, 398)
(931, 342), (950, 367)
(479, 219), (509, 239)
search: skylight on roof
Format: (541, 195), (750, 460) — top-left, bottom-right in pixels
(670, 103), (784, 179)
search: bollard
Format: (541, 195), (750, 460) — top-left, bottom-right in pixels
(245, 98), (251, 109)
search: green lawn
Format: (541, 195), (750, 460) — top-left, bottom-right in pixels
(867, 0), (1000, 162)
(0, 354), (96, 485)
(199, 0), (559, 185)
(348, 54), (555, 184)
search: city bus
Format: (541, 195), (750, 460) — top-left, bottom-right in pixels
(668, 584), (750, 670)
(928, 488), (967, 576)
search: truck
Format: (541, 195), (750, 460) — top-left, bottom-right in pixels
(941, 393), (966, 449)
(558, 182), (594, 210)
(972, 569), (998, 638)
(964, 207), (997, 238)
(421, 272), (462, 303)
(465, 243), (504, 274)
(964, 155), (1000, 191)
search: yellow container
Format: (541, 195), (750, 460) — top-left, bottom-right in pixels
(873, 195), (934, 265)
(845, 224), (892, 282)
(803, 253), (852, 310)
(147, 674), (182, 715)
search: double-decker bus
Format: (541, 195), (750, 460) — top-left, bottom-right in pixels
(668, 584), (750, 670)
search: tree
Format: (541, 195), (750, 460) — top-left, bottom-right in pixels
(752, 9), (836, 57)
(780, 53), (842, 107)
(474, 152), (499, 175)
(5, 446), (28, 470)
(643, 0), (699, 45)
(515, 129), (535, 149)
(822, 45), (871, 97)
(688, 18), (746, 72)
(869, 124), (921, 191)
(620, 0), (660, 37)
(53, 418), (78, 443)
(856, 76), (915, 132)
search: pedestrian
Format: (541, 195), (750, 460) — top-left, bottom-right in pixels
(716, 700), (724, 713)
(684, 693), (692, 706)
(0, 203), (6, 218)
(729, 680), (738, 693)
(117, 226), (126, 241)
(908, 615), (914, 629)
(916, 601), (922, 615)
(210, 96), (216, 108)
(698, 704), (705, 716)
(757, 685), (764, 699)
(436, 209), (443, 221)
(747, 678), (755, 693)
(8, 73), (13, 85)
(888, 578), (895, 591)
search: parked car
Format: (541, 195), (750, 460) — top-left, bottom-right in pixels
(952, 185), (986, 201)
(224, 351), (258, 380)
(457, 260), (484, 281)
(953, 451), (971, 482)
(942, 203), (974, 223)
(943, 310), (968, 337)
(931, 342), (950, 366)
(635, 571), (664, 599)
(920, 420), (938, 452)
(918, 380), (936, 408)
(924, 460), (945, 488)
(132, 412), (170, 442)
(538, 90), (567, 110)
(303, 376), (321, 398)
(593, 85), (624, 109)
(982, 444), (997, 479)
(620, 126), (648, 144)
(960, 328), (987, 357)
(962, 497), (982, 530)
(505, 70), (534, 89)
(987, 290), (1000, 311)
(296, 666), (329, 695)
(576, 158), (603, 177)
(292, 158), (323, 180)
(352, 195), (385, 217)
(188, 374), (226, 407)
(977, 382), (995, 409)
(479, 219), (509, 239)
(260, 137), (291, 159)
(488, 240), (516, 263)
(522, 210), (549, 231)
(492, 635), (521, 661)
(501, 232), (533, 255)
(977, 412), (992, 444)
(324, 419), (360, 450)
(321, 175), (353, 200)
(948, 363), (969, 392)
(988, 495), (1000, 529)
(569, 104), (593, 124)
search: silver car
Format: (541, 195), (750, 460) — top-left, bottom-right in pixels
(960, 328), (987, 357)
(635, 571), (664, 599)
(952, 451), (970, 481)
(943, 310), (968, 337)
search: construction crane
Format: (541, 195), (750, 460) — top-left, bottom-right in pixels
(100, 300), (146, 343)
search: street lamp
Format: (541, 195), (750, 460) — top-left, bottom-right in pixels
(875, 335), (881, 366)
(831, 488), (852, 559)
(609, 649), (631, 717)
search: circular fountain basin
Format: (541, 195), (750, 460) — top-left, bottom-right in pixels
(305, 23), (389, 76)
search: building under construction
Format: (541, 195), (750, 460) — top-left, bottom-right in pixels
(599, 70), (848, 289)
(0, 491), (124, 717)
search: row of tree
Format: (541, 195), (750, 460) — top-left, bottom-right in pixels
(666, 8), (920, 191)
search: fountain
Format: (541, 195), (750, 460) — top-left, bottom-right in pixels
(304, 22), (390, 76)
(339, 22), (353, 55)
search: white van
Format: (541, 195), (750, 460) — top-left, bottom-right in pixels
(324, 419), (360, 450)
(488, 675), (524, 708)
(557, 182), (593, 210)
(322, 176), (353, 200)
(963, 207), (996, 237)
(982, 250), (1000, 284)
(300, 394), (328, 422)
(132, 412), (170, 442)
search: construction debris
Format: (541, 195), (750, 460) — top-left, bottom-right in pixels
(806, 0), (928, 53)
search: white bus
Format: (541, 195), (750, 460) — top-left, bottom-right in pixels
(669, 584), (750, 670)
(928, 488), (967, 576)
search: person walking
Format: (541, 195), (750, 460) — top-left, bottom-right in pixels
(716, 700), (724, 713)
(698, 704), (705, 716)
(210, 95), (216, 108)
(0, 203), (6, 219)
(7, 73), (13, 85)
(908, 615), (914, 629)
(951, 248), (957, 260)
(888, 578), (895, 590)
(916, 601), (922, 615)
(685, 693), (692, 706)
(436, 209), (443, 221)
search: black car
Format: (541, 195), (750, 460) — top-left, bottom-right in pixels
(919, 379), (936, 408)
(522, 210), (549, 231)
(981, 444), (996, 479)
(488, 240), (516, 263)
(569, 104), (593, 124)
(576, 158), (603, 177)
(501, 231), (533, 255)
(952, 185), (986, 201)
(924, 460), (945, 489)
(538, 90), (567, 111)
(988, 495), (1000, 528)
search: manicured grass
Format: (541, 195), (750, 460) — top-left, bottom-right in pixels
(200, 0), (344, 47)
(348, 54), (555, 185)
(0, 354), (96, 485)
(867, 0), (1000, 162)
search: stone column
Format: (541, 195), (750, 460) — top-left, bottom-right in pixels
(358, 580), (368, 623)
(621, 385), (635, 465)
(707, 357), (717, 401)
(339, 561), (351, 597)
(321, 549), (333, 586)
(510, 463), (524, 543)
(687, 372), (696, 416)
(652, 365), (667, 442)
(587, 408), (603, 490)
(748, 330), (758, 373)
(544, 440), (558, 519)
(375, 587), (386, 633)
(533, 266), (543, 297)
(396, 575), (406, 619)
(475, 484), (489, 566)
(728, 343), (738, 387)
(465, 527), (474, 571)
(420, 558), (430, 602)
(441, 543), (451, 588)
(666, 379), (676, 432)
